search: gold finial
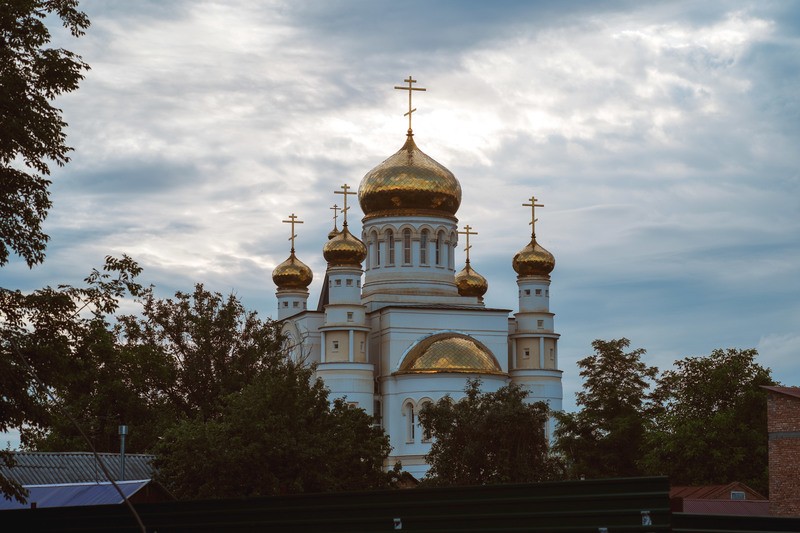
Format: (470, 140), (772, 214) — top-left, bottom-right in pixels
(394, 75), (426, 134)
(458, 224), (478, 264)
(330, 204), (340, 230)
(522, 195), (544, 239)
(334, 183), (357, 225)
(282, 213), (303, 252)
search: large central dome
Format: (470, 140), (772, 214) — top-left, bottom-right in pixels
(358, 133), (461, 220)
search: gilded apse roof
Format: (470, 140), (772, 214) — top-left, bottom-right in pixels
(512, 238), (555, 277)
(323, 224), (367, 266)
(396, 333), (502, 375)
(272, 252), (313, 290)
(455, 262), (488, 298)
(358, 133), (461, 220)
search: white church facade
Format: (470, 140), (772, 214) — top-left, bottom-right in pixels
(271, 78), (562, 478)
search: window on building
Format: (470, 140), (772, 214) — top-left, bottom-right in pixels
(346, 279), (352, 286)
(335, 279), (341, 286)
(293, 301), (299, 308)
(730, 491), (746, 501)
(524, 289), (530, 296)
(332, 340), (339, 351)
(403, 229), (412, 264)
(537, 320), (544, 329)
(282, 301), (288, 308)
(535, 289), (542, 296)
(404, 403), (415, 442)
(420, 401), (432, 442)
(357, 279), (361, 287)
(420, 229), (429, 265)
(545, 289), (549, 297)
(436, 231), (444, 265)
(347, 312), (354, 322)
(523, 348), (530, 359)
(303, 302), (306, 309)
(549, 348), (554, 361)
(387, 229), (395, 265)
(360, 341), (365, 352)
(375, 233), (381, 266)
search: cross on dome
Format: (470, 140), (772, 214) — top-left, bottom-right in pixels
(334, 183), (357, 225)
(394, 75), (426, 134)
(522, 195), (544, 239)
(282, 213), (303, 252)
(330, 204), (340, 229)
(458, 224), (478, 264)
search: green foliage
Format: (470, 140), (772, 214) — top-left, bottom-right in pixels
(153, 362), (394, 499)
(418, 379), (559, 486)
(553, 338), (657, 479)
(0, 0), (90, 267)
(0, 254), (142, 500)
(642, 348), (774, 494)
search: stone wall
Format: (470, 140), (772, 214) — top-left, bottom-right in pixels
(767, 387), (800, 517)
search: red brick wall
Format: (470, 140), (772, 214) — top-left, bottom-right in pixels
(768, 390), (800, 517)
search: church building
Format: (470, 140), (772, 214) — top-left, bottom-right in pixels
(271, 78), (563, 478)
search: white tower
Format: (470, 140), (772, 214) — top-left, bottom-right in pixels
(508, 195), (563, 439)
(315, 184), (375, 415)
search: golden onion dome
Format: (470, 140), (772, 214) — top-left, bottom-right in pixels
(272, 252), (313, 290)
(327, 226), (340, 240)
(395, 333), (503, 375)
(358, 133), (461, 220)
(322, 224), (367, 266)
(512, 238), (555, 277)
(455, 262), (488, 298)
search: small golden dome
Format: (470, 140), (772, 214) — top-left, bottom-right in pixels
(395, 333), (503, 375)
(272, 252), (313, 290)
(327, 226), (340, 240)
(322, 224), (367, 266)
(358, 133), (461, 220)
(455, 262), (488, 298)
(512, 238), (555, 277)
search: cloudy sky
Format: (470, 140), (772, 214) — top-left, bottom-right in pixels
(4, 0), (799, 438)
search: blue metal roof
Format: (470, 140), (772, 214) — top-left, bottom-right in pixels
(0, 480), (150, 510)
(1, 452), (155, 485)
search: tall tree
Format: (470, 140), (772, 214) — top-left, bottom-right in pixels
(641, 348), (774, 494)
(418, 379), (559, 486)
(1, 255), (142, 500)
(34, 283), (287, 453)
(0, 0), (90, 267)
(553, 338), (657, 479)
(153, 359), (395, 499)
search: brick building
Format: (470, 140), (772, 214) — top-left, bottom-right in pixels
(763, 386), (800, 517)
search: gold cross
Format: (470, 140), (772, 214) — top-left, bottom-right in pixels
(394, 75), (426, 133)
(458, 224), (478, 263)
(330, 204), (340, 229)
(282, 213), (303, 252)
(522, 195), (544, 238)
(334, 184), (357, 225)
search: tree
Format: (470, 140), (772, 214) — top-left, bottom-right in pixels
(0, 0), (90, 267)
(418, 379), (559, 486)
(33, 283), (287, 454)
(1, 255), (142, 500)
(553, 338), (657, 479)
(153, 357), (395, 499)
(641, 348), (774, 494)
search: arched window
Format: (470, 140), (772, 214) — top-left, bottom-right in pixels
(420, 230), (429, 265)
(403, 229), (412, 264)
(436, 231), (444, 266)
(374, 231), (381, 266)
(404, 401), (415, 443)
(387, 229), (395, 265)
(419, 400), (432, 442)
(449, 232), (456, 268)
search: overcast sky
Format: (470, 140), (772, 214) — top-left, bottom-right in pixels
(3, 1), (799, 447)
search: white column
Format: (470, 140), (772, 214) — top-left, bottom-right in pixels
(511, 340), (517, 370)
(348, 330), (354, 362)
(539, 337), (545, 369)
(320, 331), (327, 363)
